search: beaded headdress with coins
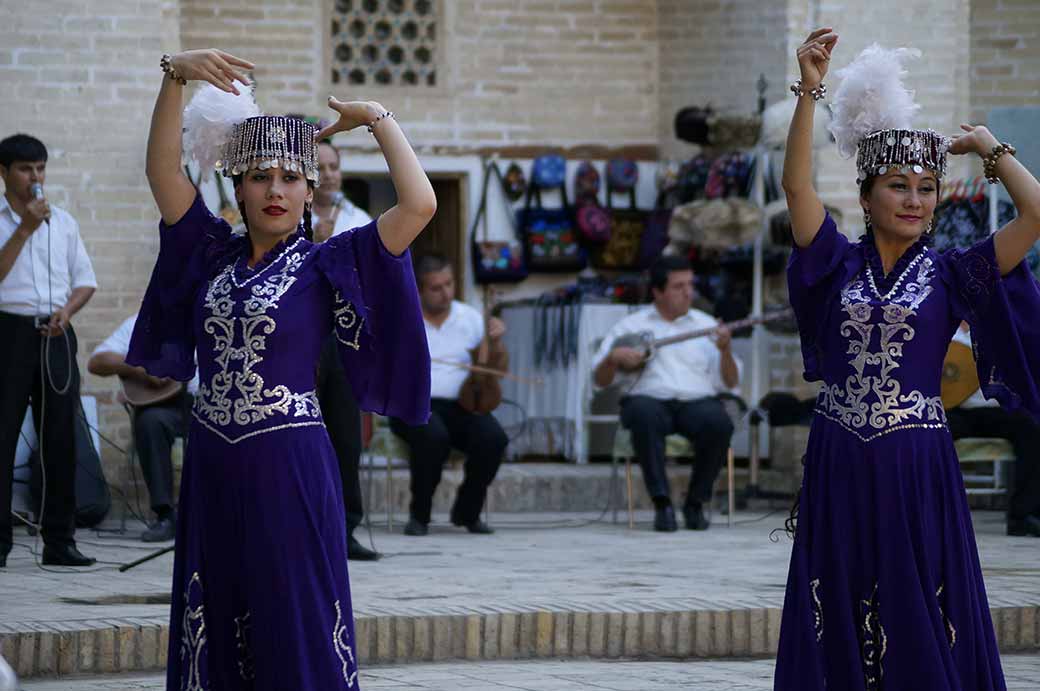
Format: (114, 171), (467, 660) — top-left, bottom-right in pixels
(182, 80), (320, 183)
(827, 44), (950, 184)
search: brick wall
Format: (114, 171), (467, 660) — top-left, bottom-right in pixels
(970, 0), (1040, 124)
(657, 0), (789, 159)
(0, 1), (180, 483)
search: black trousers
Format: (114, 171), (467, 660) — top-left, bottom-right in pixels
(133, 393), (191, 518)
(0, 311), (81, 550)
(619, 395), (734, 509)
(316, 336), (365, 535)
(947, 405), (1040, 520)
(390, 398), (507, 525)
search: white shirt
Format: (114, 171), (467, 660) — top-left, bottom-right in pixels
(328, 193), (373, 237)
(426, 301), (484, 400)
(94, 315), (199, 395)
(0, 195), (97, 316)
(593, 306), (741, 401)
(951, 327), (996, 409)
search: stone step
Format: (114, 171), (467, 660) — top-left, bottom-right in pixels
(4, 601), (1038, 679)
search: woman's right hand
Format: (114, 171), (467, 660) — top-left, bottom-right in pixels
(796, 28), (838, 88)
(169, 49), (255, 95)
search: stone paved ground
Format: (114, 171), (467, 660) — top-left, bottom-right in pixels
(3, 510), (1038, 628)
(17, 654), (1040, 690)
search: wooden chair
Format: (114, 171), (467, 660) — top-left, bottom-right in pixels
(611, 392), (748, 529)
(954, 437), (1012, 496)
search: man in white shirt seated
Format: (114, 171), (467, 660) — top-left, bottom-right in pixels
(390, 255), (508, 537)
(88, 314), (197, 543)
(593, 256), (740, 532)
(946, 323), (1040, 537)
(0, 134), (97, 568)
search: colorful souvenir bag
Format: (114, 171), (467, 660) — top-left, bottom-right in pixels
(574, 161), (611, 244)
(471, 161), (528, 284)
(591, 158), (646, 270)
(519, 155), (585, 272)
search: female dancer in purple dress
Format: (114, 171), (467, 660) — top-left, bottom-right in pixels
(775, 29), (1040, 690)
(126, 49), (435, 690)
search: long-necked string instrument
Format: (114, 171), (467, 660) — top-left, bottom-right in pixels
(605, 308), (795, 394)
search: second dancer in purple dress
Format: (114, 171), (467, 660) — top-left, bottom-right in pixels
(775, 29), (1040, 690)
(127, 49), (436, 690)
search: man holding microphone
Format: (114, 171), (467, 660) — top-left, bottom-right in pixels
(0, 133), (97, 568)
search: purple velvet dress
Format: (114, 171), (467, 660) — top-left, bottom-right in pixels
(775, 214), (1040, 690)
(126, 193), (430, 691)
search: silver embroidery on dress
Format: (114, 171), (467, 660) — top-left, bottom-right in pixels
(181, 573), (207, 691)
(333, 291), (364, 351)
(810, 578), (824, 643)
(818, 250), (947, 441)
(860, 583), (887, 690)
(333, 600), (359, 688)
(936, 584), (956, 650)
(234, 611), (255, 681)
(194, 248), (323, 442)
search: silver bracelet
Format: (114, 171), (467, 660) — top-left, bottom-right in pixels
(366, 110), (395, 133)
(790, 80), (826, 101)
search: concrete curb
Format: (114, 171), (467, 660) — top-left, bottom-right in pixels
(4, 603), (1038, 679)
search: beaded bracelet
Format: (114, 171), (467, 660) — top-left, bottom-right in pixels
(790, 80), (827, 101)
(982, 142), (1016, 184)
(160, 54), (187, 85)
(367, 110), (395, 133)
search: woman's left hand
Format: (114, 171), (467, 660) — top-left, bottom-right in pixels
(949, 124), (1001, 157)
(315, 98), (385, 140)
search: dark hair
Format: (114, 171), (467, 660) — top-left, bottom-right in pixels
(648, 255), (692, 292)
(413, 253), (452, 287)
(231, 172), (315, 242)
(0, 134), (48, 168)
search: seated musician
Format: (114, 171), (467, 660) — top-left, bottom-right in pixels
(390, 254), (508, 536)
(593, 255), (740, 532)
(946, 323), (1040, 537)
(87, 313), (195, 542)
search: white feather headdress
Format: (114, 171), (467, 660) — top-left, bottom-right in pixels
(828, 44), (949, 181)
(182, 80), (260, 179)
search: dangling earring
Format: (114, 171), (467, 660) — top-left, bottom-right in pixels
(863, 210), (872, 232)
(926, 218), (933, 234)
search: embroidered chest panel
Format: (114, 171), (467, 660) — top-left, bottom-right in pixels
(194, 240), (324, 443)
(816, 250), (948, 442)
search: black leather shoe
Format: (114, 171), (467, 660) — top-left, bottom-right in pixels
(403, 518), (429, 536)
(1008, 515), (1040, 537)
(347, 535), (381, 561)
(683, 505), (711, 531)
(41, 544), (96, 567)
(0, 550), (8, 568)
(654, 505), (678, 532)
(141, 516), (176, 543)
(454, 519), (494, 534)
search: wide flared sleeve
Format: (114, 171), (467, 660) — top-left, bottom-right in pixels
(316, 221), (431, 425)
(126, 191), (238, 381)
(937, 235), (1040, 420)
(787, 212), (857, 382)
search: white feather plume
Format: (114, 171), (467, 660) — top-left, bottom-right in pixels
(828, 44), (921, 159)
(182, 81), (260, 178)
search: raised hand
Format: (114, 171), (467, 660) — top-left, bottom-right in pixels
(315, 98), (385, 141)
(797, 28), (838, 88)
(169, 49), (254, 95)
(949, 124), (1001, 157)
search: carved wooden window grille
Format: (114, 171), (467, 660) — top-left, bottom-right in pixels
(331, 0), (437, 87)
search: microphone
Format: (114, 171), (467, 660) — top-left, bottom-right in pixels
(30, 183), (44, 200)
